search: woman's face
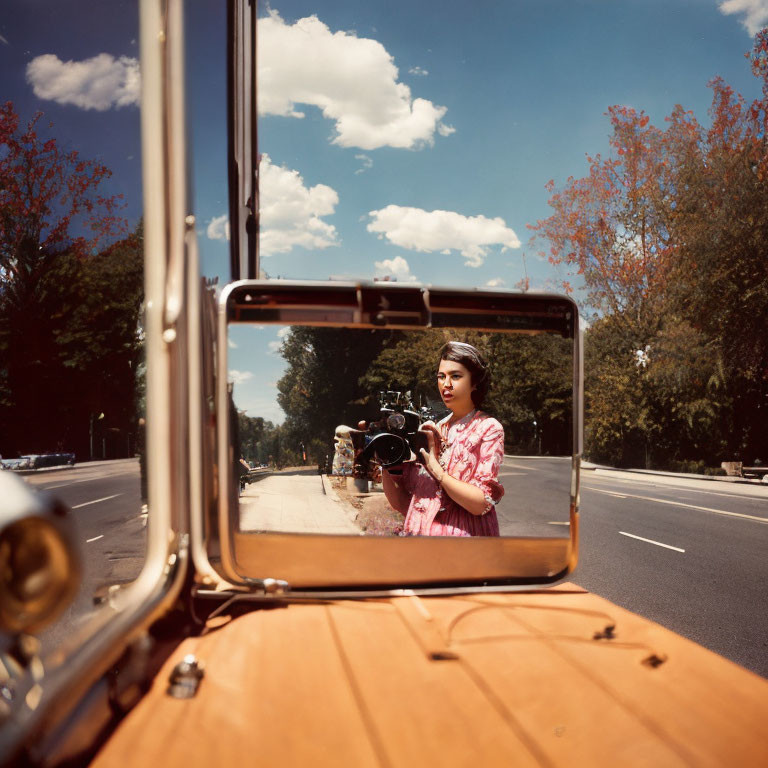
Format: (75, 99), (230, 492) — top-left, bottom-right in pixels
(437, 358), (474, 413)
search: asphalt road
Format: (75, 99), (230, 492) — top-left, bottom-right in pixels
(575, 469), (768, 679)
(497, 455), (571, 537)
(23, 459), (145, 653)
(13, 458), (768, 679)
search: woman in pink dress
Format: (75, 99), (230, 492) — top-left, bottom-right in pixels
(382, 341), (505, 536)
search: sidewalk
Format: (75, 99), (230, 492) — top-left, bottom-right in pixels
(239, 472), (362, 534)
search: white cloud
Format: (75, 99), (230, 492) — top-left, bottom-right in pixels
(267, 341), (282, 353)
(228, 338), (238, 349)
(260, 154), (339, 255)
(258, 11), (453, 149)
(206, 155), (340, 255)
(719, 0), (768, 34)
(485, 278), (506, 287)
(355, 154), (373, 174)
(409, 66), (429, 76)
(367, 205), (521, 268)
(207, 214), (230, 242)
(229, 370), (254, 385)
(276, 327), (291, 339)
(374, 256), (418, 282)
(26, 53), (139, 110)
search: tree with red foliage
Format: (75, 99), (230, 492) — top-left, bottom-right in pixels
(531, 32), (768, 467)
(0, 102), (125, 298)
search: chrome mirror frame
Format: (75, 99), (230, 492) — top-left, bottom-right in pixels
(211, 280), (582, 591)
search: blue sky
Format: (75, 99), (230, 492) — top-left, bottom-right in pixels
(191, 0), (766, 291)
(3, 0), (767, 421)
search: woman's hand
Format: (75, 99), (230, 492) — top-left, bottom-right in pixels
(418, 422), (444, 481)
(417, 421), (489, 515)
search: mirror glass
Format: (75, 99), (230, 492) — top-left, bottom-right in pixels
(228, 322), (573, 539)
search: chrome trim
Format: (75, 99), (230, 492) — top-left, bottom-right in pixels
(0, 1), (193, 759)
(214, 281), (581, 589)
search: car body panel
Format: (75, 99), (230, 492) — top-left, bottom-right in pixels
(89, 584), (768, 767)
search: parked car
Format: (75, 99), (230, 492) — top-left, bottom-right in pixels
(17, 453), (76, 470)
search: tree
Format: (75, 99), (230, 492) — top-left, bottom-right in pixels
(0, 102), (125, 290)
(484, 333), (573, 455)
(275, 327), (394, 462)
(666, 33), (768, 459)
(530, 32), (768, 466)
(583, 316), (727, 467)
(0, 103), (134, 458)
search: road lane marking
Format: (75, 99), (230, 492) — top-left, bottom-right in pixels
(42, 473), (132, 490)
(72, 494), (121, 509)
(548, 521), (570, 525)
(86, 535), (104, 543)
(593, 490), (627, 498)
(499, 471), (526, 476)
(619, 531), (685, 552)
(503, 462), (541, 471)
(583, 486), (768, 523)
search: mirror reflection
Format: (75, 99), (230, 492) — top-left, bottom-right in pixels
(229, 325), (572, 538)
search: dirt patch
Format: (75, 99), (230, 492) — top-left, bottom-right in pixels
(331, 477), (405, 536)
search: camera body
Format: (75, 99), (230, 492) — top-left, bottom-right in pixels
(350, 391), (435, 474)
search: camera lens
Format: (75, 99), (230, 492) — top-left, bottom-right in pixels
(370, 433), (410, 467)
(386, 413), (406, 431)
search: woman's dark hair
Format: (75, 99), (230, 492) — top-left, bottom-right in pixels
(438, 341), (491, 409)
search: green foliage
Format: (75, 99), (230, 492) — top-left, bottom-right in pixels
(250, 326), (573, 461)
(275, 326), (395, 462)
(0, 226), (143, 457)
(484, 333), (572, 454)
(584, 316), (729, 467)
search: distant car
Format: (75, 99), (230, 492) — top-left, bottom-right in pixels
(17, 453), (76, 470)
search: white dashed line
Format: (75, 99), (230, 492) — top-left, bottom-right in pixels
(548, 521), (570, 525)
(589, 489), (627, 498)
(72, 494), (121, 509)
(42, 474), (130, 490)
(619, 531), (685, 552)
(86, 535), (104, 543)
(503, 462), (541, 471)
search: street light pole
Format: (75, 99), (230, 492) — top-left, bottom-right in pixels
(90, 412), (105, 462)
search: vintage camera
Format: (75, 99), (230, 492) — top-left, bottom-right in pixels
(350, 391), (433, 472)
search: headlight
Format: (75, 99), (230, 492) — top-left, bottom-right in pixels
(0, 474), (81, 635)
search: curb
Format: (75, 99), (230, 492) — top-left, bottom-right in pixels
(582, 463), (765, 486)
(320, 473), (342, 502)
(14, 465), (76, 476)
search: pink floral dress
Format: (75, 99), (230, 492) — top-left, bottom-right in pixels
(401, 411), (504, 536)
